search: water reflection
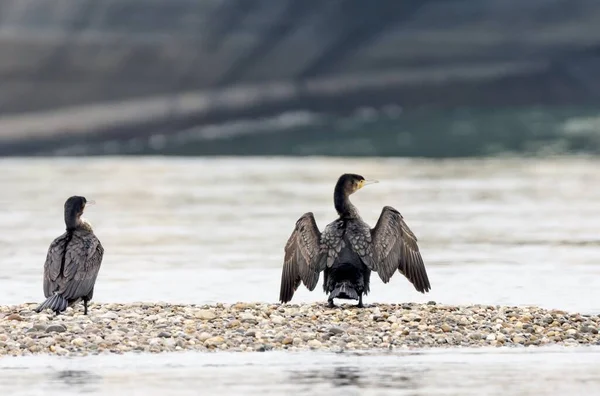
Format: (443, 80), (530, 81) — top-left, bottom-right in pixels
(290, 365), (424, 390)
(52, 370), (101, 393)
(1, 349), (600, 395)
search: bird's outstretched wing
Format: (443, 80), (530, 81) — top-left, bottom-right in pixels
(43, 231), (104, 300)
(370, 206), (431, 292)
(280, 213), (329, 303)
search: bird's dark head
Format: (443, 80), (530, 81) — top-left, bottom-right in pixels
(335, 173), (379, 196)
(64, 196), (94, 230)
(334, 173), (379, 217)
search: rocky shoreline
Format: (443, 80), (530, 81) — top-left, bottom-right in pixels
(1, 302), (599, 357)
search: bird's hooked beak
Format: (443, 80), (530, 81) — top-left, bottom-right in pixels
(85, 200), (96, 209)
(358, 179), (379, 189)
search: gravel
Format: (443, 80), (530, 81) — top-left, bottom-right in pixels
(0, 302), (598, 356)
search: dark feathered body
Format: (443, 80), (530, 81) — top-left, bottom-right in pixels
(36, 196), (104, 315)
(320, 219), (372, 306)
(280, 174), (431, 307)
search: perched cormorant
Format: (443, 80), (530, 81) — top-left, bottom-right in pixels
(280, 174), (430, 308)
(35, 196), (104, 315)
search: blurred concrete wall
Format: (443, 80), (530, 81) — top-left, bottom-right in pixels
(2, 0), (600, 115)
(2, 0), (600, 155)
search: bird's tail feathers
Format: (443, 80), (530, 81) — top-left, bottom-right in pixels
(35, 293), (68, 313)
(330, 281), (359, 301)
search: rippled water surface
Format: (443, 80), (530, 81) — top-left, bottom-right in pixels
(1, 156), (599, 394)
(2, 348), (600, 396)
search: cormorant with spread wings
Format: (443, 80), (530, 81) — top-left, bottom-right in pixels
(36, 196), (104, 315)
(280, 174), (430, 308)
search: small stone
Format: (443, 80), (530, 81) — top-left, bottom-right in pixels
(195, 310), (217, 321)
(514, 321), (523, 328)
(282, 337), (293, 345)
(197, 332), (212, 342)
(45, 324), (67, 333)
(307, 339), (322, 349)
(273, 335), (285, 343)
(441, 323), (452, 332)
(512, 335), (526, 344)
(26, 324), (48, 333)
(158, 332), (172, 338)
(226, 320), (241, 328)
(204, 336), (225, 347)
(486, 334), (496, 341)
(6, 314), (23, 321)
(328, 326), (345, 335)
(529, 335), (539, 343)
(71, 338), (86, 347)
(101, 312), (118, 320)
(32, 324), (47, 331)
(270, 315), (285, 325)
(240, 313), (258, 324)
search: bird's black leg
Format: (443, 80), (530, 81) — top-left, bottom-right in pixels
(327, 295), (336, 308)
(83, 299), (88, 315)
(357, 294), (364, 308)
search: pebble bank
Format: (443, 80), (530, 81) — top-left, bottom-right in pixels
(1, 302), (599, 356)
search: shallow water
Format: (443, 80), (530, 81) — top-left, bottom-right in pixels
(1, 156), (600, 394)
(2, 347), (600, 395)
(1, 156), (599, 312)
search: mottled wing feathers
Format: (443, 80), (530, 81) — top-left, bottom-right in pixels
(43, 230), (104, 300)
(280, 213), (325, 303)
(321, 221), (345, 267)
(371, 206), (431, 292)
(43, 233), (69, 297)
(62, 236), (104, 301)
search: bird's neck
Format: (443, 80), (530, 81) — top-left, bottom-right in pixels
(65, 215), (92, 232)
(79, 218), (93, 232)
(334, 187), (359, 219)
(65, 216), (79, 231)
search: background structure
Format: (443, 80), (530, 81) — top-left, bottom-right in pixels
(1, 0), (600, 155)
